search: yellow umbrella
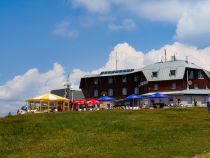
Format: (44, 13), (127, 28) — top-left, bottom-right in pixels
(27, 93), (68, 102)
(27, 93), (69, 112)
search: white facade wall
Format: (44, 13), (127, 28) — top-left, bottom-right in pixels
(142, 95), (208, 107)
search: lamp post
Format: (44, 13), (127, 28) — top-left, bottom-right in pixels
(65, 74), (73, 100)
(64, 73), (74, 110)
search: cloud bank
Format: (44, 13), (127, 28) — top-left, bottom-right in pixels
(69, 0), (210, 45)
(53, 21), (79, 39)
(108, 19), (136, 31)
(175, 1), (210, 46)
(1, 42), (210, 116)
(0, 63), (65, 116)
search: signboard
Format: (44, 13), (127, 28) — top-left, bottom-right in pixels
(139, 81), (148, 87)
(188, 80), (192, 85)
(101, 91), (107, 96)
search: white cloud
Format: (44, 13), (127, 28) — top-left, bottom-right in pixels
(71, 0), (110, 13)
(70, 69), (88, 89)
(69, 0), (191, 22)
(108, 19), (136, 31)
(143, 42), (210, 71)
(53, 21), (79, 39)
(136, 0), (188, 23)
(175, 1), (210, 46)
(0, 63), (65, 116)
(100, 43), (144, 70)
(69, 0), (210, 45)
(92, 42), (210, 72)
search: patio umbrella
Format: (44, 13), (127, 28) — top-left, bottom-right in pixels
(125, 94), (142, 108)
(147, 93), (171, 107)
(97, 96), (116, 102)
(86, 99), (103, 105)
(148, 93), (170, 98)
(74, 99), (85, 111)
(125, 94), (142, 100)
(27, 93), (69, 112)
(85, 99), (103, 110)
(74, 99), (85, 105)
(27, 93), (68, 102)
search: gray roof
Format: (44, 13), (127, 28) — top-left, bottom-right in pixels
(51, 89), (85, 100)
(203, 70), (210, 79)
(82, 74), (100, 78)
(82, 69), (135, 78)
(142, 60), (203, 81)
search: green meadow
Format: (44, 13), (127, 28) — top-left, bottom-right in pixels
(0, 108), (210, 158)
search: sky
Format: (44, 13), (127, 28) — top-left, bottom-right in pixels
(1, 0), (210, 116)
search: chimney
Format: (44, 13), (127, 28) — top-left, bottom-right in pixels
(185, 56), (188, 63)
(164, 49), (167, 62)
(171, 56), (176, 61)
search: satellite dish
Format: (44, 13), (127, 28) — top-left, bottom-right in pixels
(188, 80), (192, 85)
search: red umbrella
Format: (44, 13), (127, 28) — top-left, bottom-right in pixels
(95, 100), (103, 104)
(74, 99), (85, 105)
(86, 99), (103, 105)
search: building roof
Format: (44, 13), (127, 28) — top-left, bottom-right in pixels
(204, 70), (210, 79)
(82, 69), (135, 78)
(82, 74), (100, 78)
(51, 89), (85, 100)
(142, 60), (202, 81)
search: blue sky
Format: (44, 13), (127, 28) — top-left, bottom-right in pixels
(0, 0), (177, 84)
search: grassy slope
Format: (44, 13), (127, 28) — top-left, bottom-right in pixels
(0, 108), (210, 158)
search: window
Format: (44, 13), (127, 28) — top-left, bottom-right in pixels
(201, 96), (206, 104)
(187, 96), (193, 104)
(134, 75), (139, 82)
(122, 76), (127, 83)
(94, 90), (98, 97)
(188, 70), (194, 79)
(122, 88), (127, 95)
(198, 71), (204, 79)
(134, 87), (139, 94)
(152, 72), (158, 78)
(153, 84), (158, 90)
(108, 77), (113, 84)
(206, 85), (209, 89)
(170, 70), (176, 76)
(194, 84), (199, 89)
(171, 83), (176, 90)
(108, 89), (113, 96)
(94, 78), (98, 85)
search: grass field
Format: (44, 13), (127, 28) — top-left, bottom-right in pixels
(0, 108), (210, 158)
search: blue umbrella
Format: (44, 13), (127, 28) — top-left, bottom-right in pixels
(98, 96), (116, 101)
(125, 94), (143, 100)
(125, 94), (143, 108)
(148, 93), (171, 98)
(146, 93), (171, 108)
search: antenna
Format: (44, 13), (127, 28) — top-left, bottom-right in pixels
(186, 56), (188, 63)
(64, 73), (73, 101)
(164, 49), (167, 62)
(116, 51), (118, 71)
